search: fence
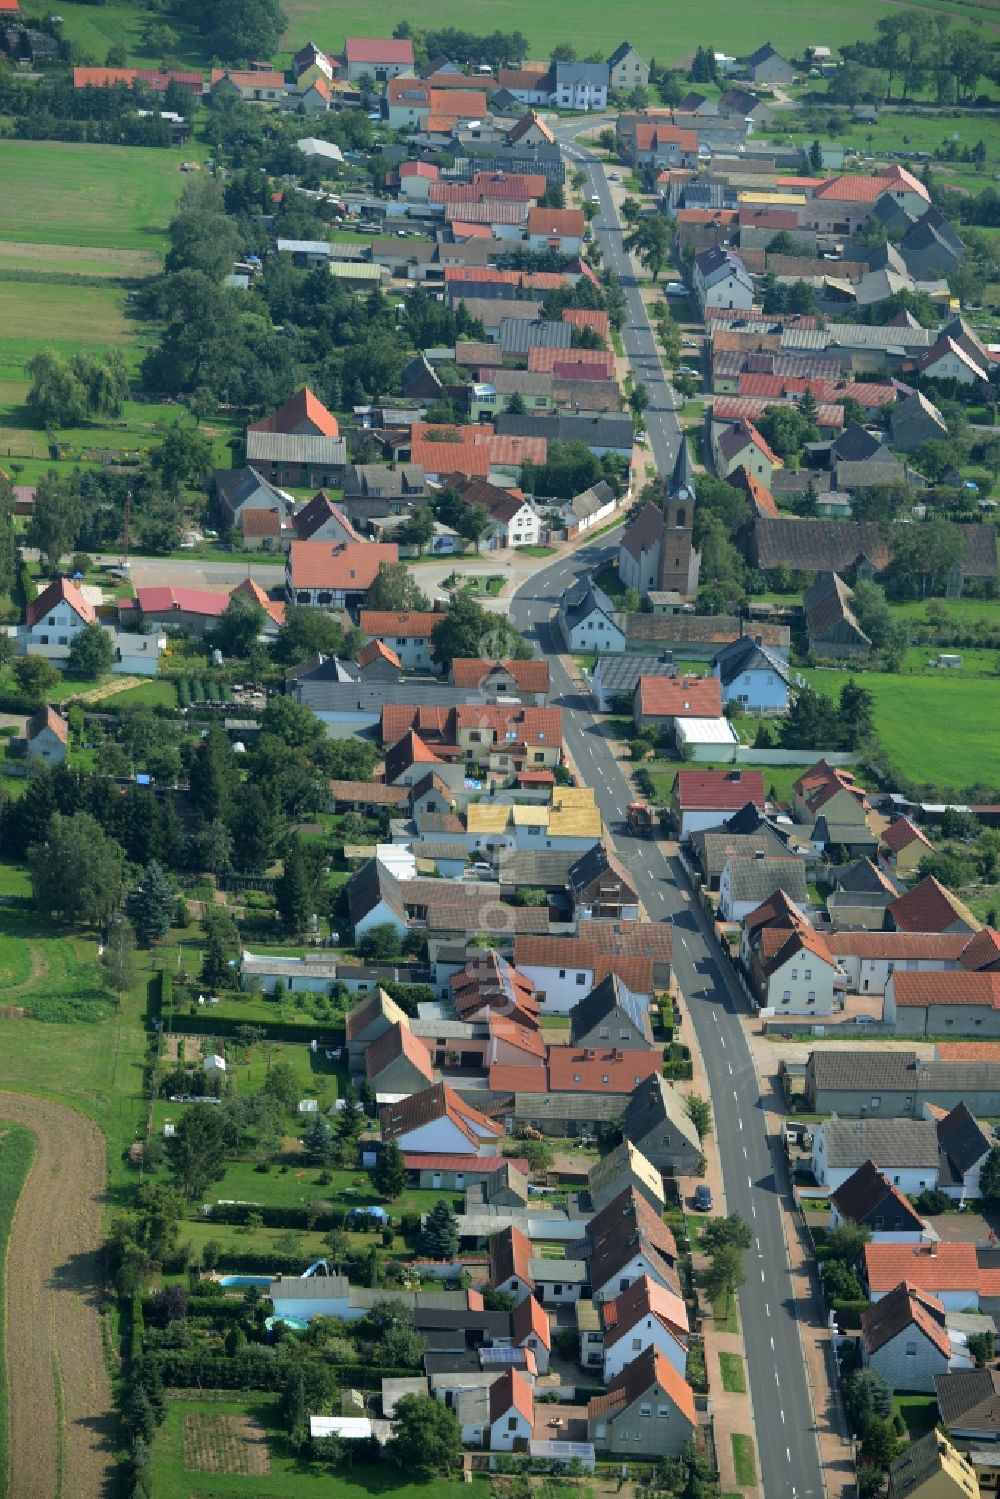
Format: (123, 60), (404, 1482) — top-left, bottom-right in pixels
(685, 746), (857, 767)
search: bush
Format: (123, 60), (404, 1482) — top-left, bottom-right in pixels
(831, 1299), (870, 1330)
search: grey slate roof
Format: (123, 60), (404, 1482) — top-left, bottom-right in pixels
(620, 502), (663, 562)
(937, 1103), (991, 1178)
(498, 318), (573, 356)
(495, 412), (634, 449)
(554, 60), (609, 86)
(246, 431), (347, 466)
(723, 855), (807, 904)
(568, 972), (651, 1043)
(808, 1050), (920, 1092)
(934, 1368), (1000, 1432)
(710, 635), (790, 687)
(821, 1117), (939, 1171)
(622, 1073), (702, 1153)
(567, 843), (637, 903)
(562, 581), (622, 633)
(594, 654), (676, 697)
(690, 826), (789, 881)
(496, 848), (580, 888)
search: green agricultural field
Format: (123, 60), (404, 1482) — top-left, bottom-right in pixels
(276, 0), (999, 67)
(0, 282), (134, 378)
(152, 1396), (490, 1499)
(799, 667), (1000, 792)
(766, 108), (1000, 174)
(0, 141), (187, 254)
(0, 1123), (34, 1486)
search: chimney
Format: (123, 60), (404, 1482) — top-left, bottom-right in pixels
(728, 770), (742, 782)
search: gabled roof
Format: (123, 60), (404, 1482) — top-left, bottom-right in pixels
(636, 675), (723, 720)
(27, 577), (96, 629)
(506, 110), (555, 145)
(343, 36), (413, 65)
(248, 386), (339, 438)
(384, 731), (444, 785)
(861, 1280), (950, 1360)
(568, 971), (650, 1042)
(357, 638), (402, 672)
(711, 634), (790, 686)
(723, 856), (808, 905)
(622, 1074), (702, 1155)
(345, 986), (408, 1042)
(360, 610), (438, 640)
(365, 1020), (434, 1085)
(488, 1224), (534, 1288)
(488, 1366), (534, 1425)
(288, 541), (398, 592)
(864, 1241), (979, 1296)
(890, 876), (982, 935)
(587, 1187), (679, 1291)
(673, 768), (766, 812)
(512, 1291), (550, 1349)
(567, 844), (638, 904)
(450, 658), (549, 693)
(26, 704), (68, 744)
(960, 927), (1000, 973)
(293, 491), (361, 542)
(620, 501), (663, 562)
(601, 1274), (689, 1351)
(937, 1102), (991, 1178)
(891, 971), (1000, 1010)
(934, 1367), (1000, 1431)
(547, 1046), (662, 1094)
(830, 1160), (925, 1234)
(588, 1345), (697, 1429)
(822, 1118), (938, 1170)
(379, 1081), (502, 1145)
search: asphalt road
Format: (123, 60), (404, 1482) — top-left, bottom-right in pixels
(558, 131), (681, 477)
(508, 144), (826, 1498)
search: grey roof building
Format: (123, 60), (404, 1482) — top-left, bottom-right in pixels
(569, 972), (653, 1050)
(591, 653), (676, 712)
(720, 855), (808, 911)
(803, 572), (872, 660)
(819, 1117), (940, 1174)
(496, 412), (633, 454)
(498, 318), (573, 356)
(689, 826), (790, 887)
(622, 1074), (703, 1175)
(710, 635), (790, 688)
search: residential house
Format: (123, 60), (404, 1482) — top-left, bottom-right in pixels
(25, 705), (68, 766)
(889, 878), (982, 938)
(449, 658), (549, 706)
(793, 759), (871, 838)
(512, 1293), (551, 1375)
(343, 36), (414, 81)
(359, 610), (439, 673)
(803, 572), (872, 661)
(246, 388), (346, 488)
(718, 855), (808, 922)
(811, 1118), (941, 1193)
(558, 582), (626, 655)
(899, 210), (965, 280)
(488, 1368), (534, 1452)
(693, 246), (754, 314)
(915, 333), (990, 388)
(380, 1081), (504, 1156)
(293, 492), (362, 546)
(710, 634), (790, 711)
(447, 476), (542, 549)
(505, 110), (556, 148)
(552, 61), (608, 111)
(691, 822), (792, 892)
(497, 68), (553, 105)
(365, 1021), (434, 1096)
(742, 898), (838, 1014)
(513, 940), (654, 1014)
(803, 1048), (1000, 1119)
(934, 1103), (993, 1205)
(345, 988), (409, 1073)
(607, 42), (649, 92)
(20, 576), (96, 662)
(891, 391), (950, 454)
(633, 674), (723, 733)
(824, 931), (968, 998)
(587, 1347), (697, 1460)
(526, 207), (585, 257)
(210, 69), (285, 103)
(745, 43), (794, 85)
(214, 467), (293, 534)
(935, 1367), (1000, 1445)
(567, 848), (640, 926)
(487, 1225), (535, 1306)
(285, 541), (399, 609)
(863, 1242), (986, 1311)
(861, 1283), (956, 1393)
(882, 818), (935, 881)
(830, 1162), (927, 1243)
(621, 1075), (703, 1176)
(886, 1432), (981, 1499)
(588, 1141), (665, 1215)
(587, 1190), (681, 1309)
(885, 971), (1000, 1038)
(671, 768), (767, 839)
(495, 412), (633, 459)
(713, 417), (782, 485)
(600, 1275), (689, 1382)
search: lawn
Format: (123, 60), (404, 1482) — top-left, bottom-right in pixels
(893, 1393), (939, 1441)
(0, 141), (187, 254)
(593, 560), (627, 604)
(100, 679), (179, 709)
(731, 1433), (757, 1488)
(0, 1122), (34, 1487)
(710, 1289), (740, 1335)
(646, 760), (807, 808)
(798, 667), (1000, 793)
(765, 108), (1000, 177)
(152, 1395), (492, 1498)
(719, 1351), (746, 1394)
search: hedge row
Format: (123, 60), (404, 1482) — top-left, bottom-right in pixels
(205, 1203), (356, 1232)
(150, 1349), (419, 1390)
(167, 1012), (346, 1044)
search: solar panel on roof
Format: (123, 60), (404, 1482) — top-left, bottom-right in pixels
(479, 1345), (527, 1365)
(615, 979), (647, 1035)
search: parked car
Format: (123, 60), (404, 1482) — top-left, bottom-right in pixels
(693, 1184), (713, 1212)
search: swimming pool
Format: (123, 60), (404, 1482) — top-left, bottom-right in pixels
(218, 1274), (271, 1287)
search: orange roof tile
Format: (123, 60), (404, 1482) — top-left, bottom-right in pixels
(637, 674), (722, 720)
(248, 386), (339, 438)
(360, 609), (439, 640)
(864, 1242), (979, 1295)
(546, 1045), (661, 1094)
(288, 541), (398, 591)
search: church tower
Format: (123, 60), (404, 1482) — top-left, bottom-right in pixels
(658, 438), (701, 597)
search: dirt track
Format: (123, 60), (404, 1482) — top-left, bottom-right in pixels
(0, 1093), (114, 1499)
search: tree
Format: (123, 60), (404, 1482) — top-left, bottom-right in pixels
(823, 1221), (871, 1264)
(808, 138), (825, 173)
(26, 472), (82, 570)
(12, 655), (61, 701)
(28, 812), (126, 927)
(100, 915), (137, 1001)
(518, 1139), (553, 1172)
(624, 216), (671, 281)
(377, 1325), (426, 1368)
(843, 1368), (893, 1436)
(188, 722), (239, 823)
(200, 906), (237, 988)
(685, 1092), (713, 1141)
(365, 563), (430, 613)
(888, 517), (965, 598)
(211, 595), (265, 658)
(165, 1107), (227, 1199)
(389, 1394), (462, 1478)
(454, 504), (494, 553)
(780, 685), (840, 750)
(398, 507), (436, 555)
(303, 1115), (336, 1166)
(373, 1138), (408, 1200)
(127, 861), (175, 947)
(628, 382), (650, 420)
(822, 1258), (865, 1302)
(67, 622), (114, 679)
(275, 605), (347, 665)
(701, 1214), (752, 1255)
(274, 838), (311, 935)
(336, 1083), (365, 1145)
(430, 591), (519, 671)
(839, 679), (876, 750)
(358, 923), (404, 964)
(979, 1147), (1000, 1205)
(970, 1330), (995, 1366)
(702, 1243), (745, 1308)
(861, 1415), (901, 1471)
(420, 1199), (458, 1259)
(25, 349), (87, 428)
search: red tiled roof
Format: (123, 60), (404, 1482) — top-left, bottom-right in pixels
(815, 168), (929, 204)
(232, 576), (285, 627)
(563, 307), (611, 341)
(891, 971), (1000, 1009)
(890, 876), (981, 935)
(402, 1152), (529, 1172)
(487, 1062), (548, 1093)
(136, 585), (228, 618)
(588, 1346), (697, 1429)
(512, 1291), (551, 1349)
(360, 610), (439, 640)
(527, 207), (585, 238)
(546, 1046), (661, 1094)
(634, 123), (698, 152)
(329, 778), (407, 805)
(288, 541), (398, 591)
(528, 347), (615, 376)
(357, 638), (402, 670)
(248, 386), (339, 438)
(960, 928), (1000, 973)
(365, 1020), (434, 1083)
(380, 1081), (502, 1146)
(27, 705), (68, 745)
(344, 36), (414, 64)
(864, 1242), (979, 1295)
(450, 658), (549, 692)
(637, 675), (722, 720)
(935, 1042), (1000, 1060)
(240, 507), (282, 538)
(602, 1274), (689, 1349)
(400, 161), (439, 180)
(489, 1224), (533, 1287)
(488, 1367), (534, 1426)
(828, 932), (969, 961)
(428, 88), (488, 118)
(732, 466), (779, 518)
(881, 816), (933, 854)
(26, 577), (96, 629)
(211, 69), (284, 88)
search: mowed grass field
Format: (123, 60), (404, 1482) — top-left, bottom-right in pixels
(799, 667), (1000, 791)
(0, 1123), (35, 1490)
(0, 140), (185, 252)
(274, 0), (1000, 66)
